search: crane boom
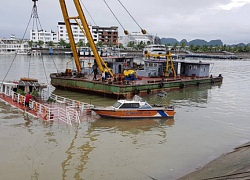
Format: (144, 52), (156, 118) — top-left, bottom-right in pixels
(59, 0), (114, 77)
(144, 51), (176, 78)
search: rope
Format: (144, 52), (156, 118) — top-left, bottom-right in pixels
(118, 0), (146, 34)
(41, 55), (49, 85)
(80, 0), (97, 26)
(49, 55), (59, 73)
(103, 0), (127, 32)
(1, 8), (34, 83)
(27, 57), (31, 78)
(31, 2), (43, 31)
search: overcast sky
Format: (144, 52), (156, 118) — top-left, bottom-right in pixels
(0, 0), (249, 45)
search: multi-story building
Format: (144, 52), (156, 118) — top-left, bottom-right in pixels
(30, 29), (57, 43)
(29, 22), (119, 46)
(57, 22), (118, 45)
(0, 35), (30, 54)
(57, 21), (94, 44)
(92, 26), (118, 46)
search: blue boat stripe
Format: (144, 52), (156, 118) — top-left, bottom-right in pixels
(157, 110), (167, 117)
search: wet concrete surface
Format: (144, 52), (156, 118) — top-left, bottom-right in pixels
(178, 142), (250, 180)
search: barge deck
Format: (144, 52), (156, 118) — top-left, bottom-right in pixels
(50, 73), (223, 99)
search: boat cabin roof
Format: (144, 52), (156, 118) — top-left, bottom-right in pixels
(112, 95), (152, 109)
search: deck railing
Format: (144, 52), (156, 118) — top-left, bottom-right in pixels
(1, 87), (89, 124)
(50, 93), (94, 111)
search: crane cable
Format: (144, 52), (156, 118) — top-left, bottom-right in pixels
(80, 0), (98, 26)
(31, 0), (43, 34)
(118, 0), (146, 34)
(32, 1), (59, 74)
(103, 0), (129, 35)
(30, 1), (50, 86)
(1, 6), (35, 84)
(2, 1), (51, 90)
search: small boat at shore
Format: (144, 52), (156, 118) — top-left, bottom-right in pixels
(92, 95), (175, 119)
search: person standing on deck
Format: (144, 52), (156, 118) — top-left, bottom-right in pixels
(92, 65), (98, 80)
(25, 92), (32, 110)
(102, 71), (106, 81)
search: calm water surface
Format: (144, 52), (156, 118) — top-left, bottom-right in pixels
(0, 55), (250, 180)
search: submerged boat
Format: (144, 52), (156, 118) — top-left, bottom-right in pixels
(92, 95), (175, 119)
(0, 78), (95, 124)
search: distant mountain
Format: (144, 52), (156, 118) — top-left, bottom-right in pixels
(161, 38), (179, 45)
(180, 39), (188, 45)
(161, 38), (224, 46)
(231, 43), (250, 47)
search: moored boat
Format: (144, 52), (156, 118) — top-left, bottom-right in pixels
(92, 95), (175, 119)
(143, 44), (167, 56)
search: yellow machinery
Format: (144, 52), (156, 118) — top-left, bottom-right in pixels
(164, 52), (176, 78)
(59, 0), (114, 77)
(123, 69), (137, 80)
(144, 51), (176, 78)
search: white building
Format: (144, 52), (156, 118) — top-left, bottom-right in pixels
(57, 21), (98, 44)
(30, 29), (57, 43)
(29, 22), (118, 46)
(0, 35), (30, 54)
(119, 32), (155, 47)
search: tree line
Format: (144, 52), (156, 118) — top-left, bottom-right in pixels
(29, 39), (250, 53)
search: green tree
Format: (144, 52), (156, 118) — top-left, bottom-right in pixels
(118, 43), (124, 49)
(58, 39), (67, 48)
(201, 45), (208, 52)
(77, 40), (84, 47)
(127, 41), (135, 49)
(180, 41), (186, 51)
(28, 40), (33, 48)
(86, 42), (90, 47)
(47, 41), (54, 47)
(37, 40), (44, 48)
(244, 45), (250, 52)
(96, 41), (103, 47)
(65, 43), (71, 48)
(173, 43), (178, 52)
(189, 44), (195, 51)
(195, 45), (201, 52)
(136, 41), (146, 50)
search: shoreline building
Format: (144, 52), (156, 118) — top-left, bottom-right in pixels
(57, 22), (118, 46)
(57, 21), (92, 44)
(30, 29), (58, 44)
(29, 21), (119, 46)
(0, 35), (30, 54)
(92, 26), (118, 46)
(1, 23), (119, 54)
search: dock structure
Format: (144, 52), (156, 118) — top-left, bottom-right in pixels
(184, 54), (238, 59)
(50, 73), (223, 99)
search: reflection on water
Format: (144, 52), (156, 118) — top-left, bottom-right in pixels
(1, 55), (250, 180)
(61, 124), (93, 180)
(168, 83), (222, 108)
(59, 118), (174, 179)
(92, 118), (174, 134)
